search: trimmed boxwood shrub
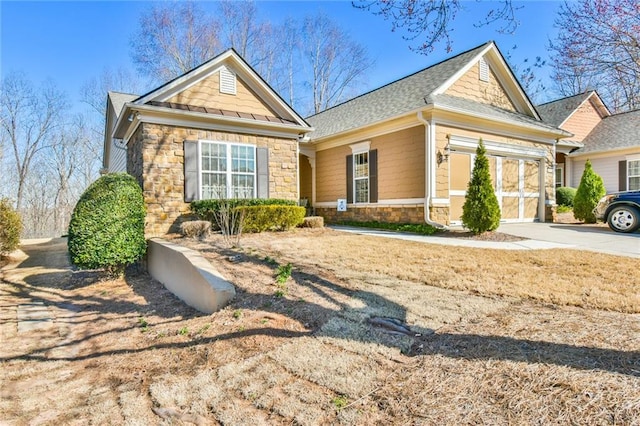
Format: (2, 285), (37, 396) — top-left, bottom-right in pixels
(556, 187), (577, 207)
(191, 198), (296, 223)
(237, 205), (306, 232)
(0, 198), (22, 256)
(68, 173), (146, 275)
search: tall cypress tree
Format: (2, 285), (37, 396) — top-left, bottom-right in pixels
(573, 159), (606, 223)
(461, 139), (501, 234)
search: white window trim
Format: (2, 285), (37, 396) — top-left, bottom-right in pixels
(555, 163), (564, 188)
(628, 157), (640, 191)
(198, 140), (256, 199)
(353, 151), (370, 204)
(349, 141), (371, 155)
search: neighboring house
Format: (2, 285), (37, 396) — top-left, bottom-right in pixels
(102, 49), (312, 237)
(302, 41), (570, 226)
(537, 91), (640, 193)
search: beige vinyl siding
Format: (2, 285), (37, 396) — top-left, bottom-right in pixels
(562, 98), (604, 142)
(445, 60), (517, 112)
(571, 152), (640, 193)
(374, 126), (425, 200)
(168, 71), (278, 117)
(316, 145), (351, 202)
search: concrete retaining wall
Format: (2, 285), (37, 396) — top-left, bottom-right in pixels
(147, 239), (235, 314)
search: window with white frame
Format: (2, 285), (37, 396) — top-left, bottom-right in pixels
(201, 141), (255, 199)
(629, 159), (640, 191)
(555, 164), (564, 188)
(354, 152), (369, 203)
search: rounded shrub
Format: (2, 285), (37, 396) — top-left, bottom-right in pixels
(0, 198), (23, 256)
(556, 187), (577, 207)
(573, 160), (606, 224)
(68, 173), (146, 274)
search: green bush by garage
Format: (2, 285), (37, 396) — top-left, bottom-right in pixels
(67, 173), (146, 275)
(556, 187), (577, 207)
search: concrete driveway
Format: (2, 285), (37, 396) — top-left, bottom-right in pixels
(498, 222), (640, 258)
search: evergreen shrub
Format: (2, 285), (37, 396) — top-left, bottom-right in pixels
(67, 173), (146, 275)
(237, 205), (305, 232)
(573, 160), (606, 223)
(461, 139), (501, 234)
(556, 187), (577, 207)
(0, 198), (22, 256)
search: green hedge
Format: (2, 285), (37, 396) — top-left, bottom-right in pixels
(67, 173), (146, 274)
(0, 198), (22, 256)
(556, 187), (577, 207)
(238, 205), (306, 232)
(191, 198), (296, 222)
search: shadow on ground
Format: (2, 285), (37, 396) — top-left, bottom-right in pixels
(2, 238), (638, 378)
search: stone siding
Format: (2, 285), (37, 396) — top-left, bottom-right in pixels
(317, 205), (425, 224)
(127, 123), (298, 237)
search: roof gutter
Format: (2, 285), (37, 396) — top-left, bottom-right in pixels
(417, 111), (447, 230)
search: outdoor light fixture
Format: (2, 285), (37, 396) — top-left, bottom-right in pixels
(127, 113), (134, 122)
(437, 143), (451, 164)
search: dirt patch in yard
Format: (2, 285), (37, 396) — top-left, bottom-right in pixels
(1, 234), (639, 424)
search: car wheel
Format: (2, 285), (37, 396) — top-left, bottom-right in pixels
(607, 206), (640, 233)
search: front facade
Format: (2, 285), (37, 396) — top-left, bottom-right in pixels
(303, 42), (570, 226)
(104, 50), (312, 237)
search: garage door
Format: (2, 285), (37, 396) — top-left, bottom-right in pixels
(449, 152), (540, 223)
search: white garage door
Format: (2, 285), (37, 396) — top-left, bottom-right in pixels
(449, 152), (541, 223)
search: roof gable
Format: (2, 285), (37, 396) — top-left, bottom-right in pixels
(537, 91), (610, 128)
(133, 49), (307, 127)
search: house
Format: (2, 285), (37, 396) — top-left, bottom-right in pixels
(537, 91), (640, 193)
(102, 49), (313, 237)
(302, 41), (570, 226)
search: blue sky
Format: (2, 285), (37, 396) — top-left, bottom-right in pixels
(1, 1), (562, 112)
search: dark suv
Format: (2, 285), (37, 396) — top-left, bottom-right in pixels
(593, 190), (640, 233)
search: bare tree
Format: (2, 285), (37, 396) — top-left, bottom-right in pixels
(130, 1), (221, 82)
(352, 0), (519, 54)
(0, 73), (66, 211)
(302, 13), (374, 114)
(504, 46), (548, 104)
(549, 0), (640, 112)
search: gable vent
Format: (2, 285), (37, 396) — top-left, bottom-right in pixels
(479, 57), (489, 82)
(219, 66), (237, 95)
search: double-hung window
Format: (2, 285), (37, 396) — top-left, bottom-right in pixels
(629, 159), (640, 191)
(201, 141), (255, 199)
(354, 152), (369, 203)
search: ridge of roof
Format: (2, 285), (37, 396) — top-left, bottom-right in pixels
(572, 108), (640, 154)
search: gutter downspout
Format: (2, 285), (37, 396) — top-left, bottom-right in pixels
(417, 111), (447, 229)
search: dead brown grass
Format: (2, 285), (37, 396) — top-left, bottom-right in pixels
(1, 234), (639, 425)
(227, 228), (640, 313)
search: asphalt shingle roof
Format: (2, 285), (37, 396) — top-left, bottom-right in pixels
(108, 91), (138, 119)
(574, 109), (640, 154)
(306, 42), (492, 140)
(431, 94), (569, 134)
(536, 92), (593, 127)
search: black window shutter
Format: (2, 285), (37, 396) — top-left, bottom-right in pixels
(619, 160), (627, 191)
(184, 140), (198, 202)
(256, 147), (269, 199)
(346, 154), (353, 204)
(369, 149), (378, 203)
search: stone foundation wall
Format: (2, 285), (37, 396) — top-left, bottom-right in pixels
(127, 123), (298, 237)
(317, 205), (426, 224)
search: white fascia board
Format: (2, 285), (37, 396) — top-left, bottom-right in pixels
(432, 105), (568, 142)
(431, 43), (494, 96)
(448, 134), (548, 159)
